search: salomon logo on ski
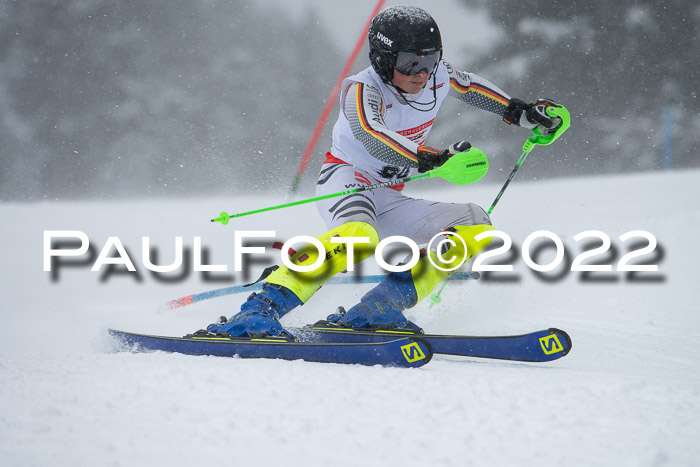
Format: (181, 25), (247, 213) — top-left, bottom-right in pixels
(401, 341), (426, 362)
(539, 334), (564, 355)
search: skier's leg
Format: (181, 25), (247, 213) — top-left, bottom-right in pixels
(214, 221), (378, 338)
(329, 198), (494, 329)
(265, 220), (379, 302)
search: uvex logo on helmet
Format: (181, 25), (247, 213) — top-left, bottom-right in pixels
(376, 32), (393, 47)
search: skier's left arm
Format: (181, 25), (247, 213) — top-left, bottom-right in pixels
(445, 61), (562, 133)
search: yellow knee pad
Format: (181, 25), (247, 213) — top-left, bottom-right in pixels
(411, 224), (495, 303)
(267, 222), (379, 303)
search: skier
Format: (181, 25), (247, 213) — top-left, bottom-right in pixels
(207, 5), (562, 338)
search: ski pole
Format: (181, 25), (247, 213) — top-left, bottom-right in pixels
(487, 104), (571, 215)
(487, 148), (530, 215)
(212, 148), (489, 225)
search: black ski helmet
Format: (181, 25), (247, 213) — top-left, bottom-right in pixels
(368, 6), (443, 84)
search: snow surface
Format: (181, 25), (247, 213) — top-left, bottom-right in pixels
(1, 169), (700, 466)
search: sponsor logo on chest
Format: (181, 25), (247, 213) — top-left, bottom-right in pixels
(397, 118), (436, 143)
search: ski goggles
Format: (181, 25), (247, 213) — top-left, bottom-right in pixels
(394, 51), (441, 76)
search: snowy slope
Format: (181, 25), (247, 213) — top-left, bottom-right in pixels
(1, 169), (699, 467)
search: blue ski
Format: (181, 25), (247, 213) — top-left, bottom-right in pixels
(292, 323), (572, 363)
(109, 329), (433, 368)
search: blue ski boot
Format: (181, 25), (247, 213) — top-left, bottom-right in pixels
(208, 283), (302, 339)
(327, 270), (422, 332)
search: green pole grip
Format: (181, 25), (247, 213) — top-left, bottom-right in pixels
(523, 104), (571, 153)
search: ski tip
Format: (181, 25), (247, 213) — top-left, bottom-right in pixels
(547, 328), (572, 357)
